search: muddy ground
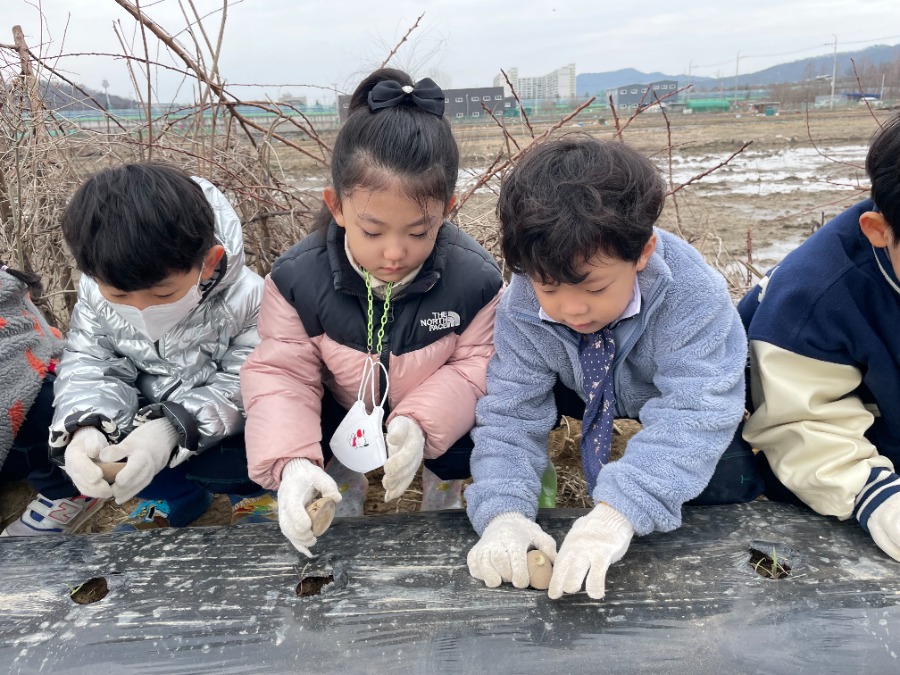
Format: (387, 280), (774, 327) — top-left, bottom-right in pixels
(451, 107), (886, 293)
(0, 108), (888, 533)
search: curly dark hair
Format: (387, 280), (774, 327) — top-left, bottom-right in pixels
(498, 136), (665, 284)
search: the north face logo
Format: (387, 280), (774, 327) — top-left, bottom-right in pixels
(421, 311), (461, 331)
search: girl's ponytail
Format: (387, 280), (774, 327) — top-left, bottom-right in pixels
(348, 68), (414, 114)
(313, 68), (459, 232)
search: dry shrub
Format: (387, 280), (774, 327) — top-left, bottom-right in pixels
(2, 3), (766, 333)
(1, 6), (326, 329)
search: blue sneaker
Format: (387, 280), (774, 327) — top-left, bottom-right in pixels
(114, 491), (212, 532)
(229, 491), (278, 525)
(1, 494), (105, 536)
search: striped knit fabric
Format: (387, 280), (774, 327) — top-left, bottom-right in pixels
(853, 467), (900, 533)
(0, 270), (63, 467)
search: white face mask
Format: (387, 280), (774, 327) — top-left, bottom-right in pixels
(109, 272), (204, 342)
(330, 358), (390, 473)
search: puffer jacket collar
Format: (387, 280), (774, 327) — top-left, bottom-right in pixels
(193, 177), (245, 299)
(325, 219), (450, 301)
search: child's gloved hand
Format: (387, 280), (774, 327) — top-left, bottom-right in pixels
(855, 469), (900, 562)
(99, 418), (178, 503)
(467, 512), (558, 588)
(278, 458), (343, 557)
(63, 426), (113, 499)
(548, 503), (634, 600)
(382, 416), (425, 501)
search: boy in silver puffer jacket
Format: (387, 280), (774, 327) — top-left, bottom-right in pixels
(49, 163), (269, 531)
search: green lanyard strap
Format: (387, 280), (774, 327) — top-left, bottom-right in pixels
(365, 270), (394, 356)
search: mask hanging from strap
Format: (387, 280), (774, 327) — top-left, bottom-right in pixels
(329, 270), (394, 472)
(329, 358), (390, 472)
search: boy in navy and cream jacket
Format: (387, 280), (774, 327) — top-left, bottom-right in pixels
(741, 114), (900, 563)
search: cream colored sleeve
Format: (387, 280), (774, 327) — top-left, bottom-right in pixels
(743, 340), (894, 519)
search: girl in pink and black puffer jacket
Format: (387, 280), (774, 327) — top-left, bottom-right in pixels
(241, 68), (502, 557)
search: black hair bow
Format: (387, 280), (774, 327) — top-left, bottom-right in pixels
(368, 78), (445, 117)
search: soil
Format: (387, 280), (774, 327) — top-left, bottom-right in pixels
(451, 108), (888, 295)
(295, 573), (335, 597)
(0, 107), (886, 534)
(68, 576), (110, 604)
(749, 549), (792, 580)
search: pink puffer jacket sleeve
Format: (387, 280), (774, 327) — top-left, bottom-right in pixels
(241, 275), (325, 489)
(389, 288), (502, 458)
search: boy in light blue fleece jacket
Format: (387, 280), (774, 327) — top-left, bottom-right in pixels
(465, 136), (754, 600)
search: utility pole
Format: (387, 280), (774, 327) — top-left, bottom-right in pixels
(733, 51), (741, 110)
(686, 60), (692, 103)
(830, 35), (837, 111)
(101, 79), (110, 111)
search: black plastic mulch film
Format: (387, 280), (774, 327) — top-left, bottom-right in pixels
(1, 502), (898, 673)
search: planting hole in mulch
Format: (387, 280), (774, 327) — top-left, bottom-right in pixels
(69, 577), (109, 604)
(293, 560), (346, 598)
(296, 574), (334, 597)
(748, 545), (792, 580)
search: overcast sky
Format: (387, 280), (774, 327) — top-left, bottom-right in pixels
(6, 0), (900, 104)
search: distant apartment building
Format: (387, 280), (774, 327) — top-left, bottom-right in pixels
(338, 86), (506, 123)
(493, 64), (576, 100)
(607, 80), (679, 109)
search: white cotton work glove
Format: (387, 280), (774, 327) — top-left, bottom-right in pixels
(278, 458), (343, 557)
(856, 470), (900, 562)
(382, 416), (425, 501)
(867, 497), (900, 562)
(98, 418), (179, 504)
(548, 503), (634, 600)
(63, 426), (114, 499)
(467, 512), (558, 589)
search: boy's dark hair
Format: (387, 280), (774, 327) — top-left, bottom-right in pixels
(499, 136), (666, 285)
(313, 67), (459, 230)
(866, 113), (900, 234)
(61, 163), (216, 291)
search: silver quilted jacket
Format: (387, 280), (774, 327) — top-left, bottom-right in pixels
(50, 177), (263, 455)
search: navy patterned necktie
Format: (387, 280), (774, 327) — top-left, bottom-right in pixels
(578, 328), (617, 492)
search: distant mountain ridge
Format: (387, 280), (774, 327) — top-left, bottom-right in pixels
(36, 81), (138, 112)
(577, 43), (900, 96)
